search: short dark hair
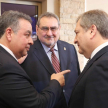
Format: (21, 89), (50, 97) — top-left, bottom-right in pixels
(36, 12), (60, 27)
(0, 10), (32, 38)
(77, 9), (108, 38)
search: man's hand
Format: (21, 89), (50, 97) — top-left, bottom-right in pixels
(51, 70), (70, 86)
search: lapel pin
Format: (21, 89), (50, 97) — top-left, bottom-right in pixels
(64, 47), (66, 50)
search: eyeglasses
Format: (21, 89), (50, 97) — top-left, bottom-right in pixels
(38, 26), (59, 33)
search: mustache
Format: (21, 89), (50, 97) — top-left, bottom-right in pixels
(44, 35), (54, 38)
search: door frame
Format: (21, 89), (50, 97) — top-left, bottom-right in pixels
(0, 0), (42, 16)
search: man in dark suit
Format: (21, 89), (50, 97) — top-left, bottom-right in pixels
(0, 10), (70, 108)
(21, 12), (80, 108)
(68, 9), (108, 108)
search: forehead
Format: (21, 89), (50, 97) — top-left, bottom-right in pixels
(75, 19), (82, 31)
(19, 19), (32, 31)
(76, 19), (81, 28)
(39, 17), (58, 27)
(19, 19), (31, 26)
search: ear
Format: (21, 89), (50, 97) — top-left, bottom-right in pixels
(36, 25), (39, 32)
(36, 25), (39, 36)
(5, 27), (13, 42)
(58, 25), (61, 30)
(89, 24), (97, 39)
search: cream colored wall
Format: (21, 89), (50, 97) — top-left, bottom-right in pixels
(42, 0), (59, 17)
(59, 0), (85, 71)
(47, 0), (59, 17)
(42, 0), (47, 14)
(86, 0), (108, 13)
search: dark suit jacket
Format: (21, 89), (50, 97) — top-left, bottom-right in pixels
(68, 46), (108, 108)
(21, 39), (80, 108)
(0, 46), (63, 108)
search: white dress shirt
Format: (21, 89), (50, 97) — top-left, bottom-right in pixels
(0, 44), (17, 61)
(41, 42), (60, 63)
(90, 42), (108, 59)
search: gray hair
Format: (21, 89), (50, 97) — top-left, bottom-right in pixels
(0, 10), (32, 38)
(36, 12), (60, 26)
(77, 9), (108, 38)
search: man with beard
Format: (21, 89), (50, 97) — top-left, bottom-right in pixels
(21, 12), (80, 108)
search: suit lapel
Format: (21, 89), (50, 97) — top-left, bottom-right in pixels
(0, 46), (33, 83)
(57, 40), (67, 71)
(73, 45), (108, 88)
(0, 46), (18, 63)
(33, 39), (55, 75)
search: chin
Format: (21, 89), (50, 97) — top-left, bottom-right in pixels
(78, 50), (83, 55)
(45, 42), (55, 47)
(22, 52), (27, 57)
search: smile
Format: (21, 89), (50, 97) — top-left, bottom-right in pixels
(45, 36), (54, 39)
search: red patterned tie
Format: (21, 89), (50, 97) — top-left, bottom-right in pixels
(50, 48), (60, 73)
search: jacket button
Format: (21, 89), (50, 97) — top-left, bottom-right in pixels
(63, 89), (65, 92)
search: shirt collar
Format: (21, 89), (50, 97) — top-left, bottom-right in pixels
(91, 42), (108, 59)
(41, 42), (58, 53)
(0, 44), (18, 61)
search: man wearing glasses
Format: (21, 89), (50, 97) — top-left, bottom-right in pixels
(21, 12), (80, 108)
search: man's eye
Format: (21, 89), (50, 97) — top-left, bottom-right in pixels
(51, 27), (58, 31)
(42, 27), (48, 31)
(51, 28), (56, 31)
(25, 34), (30, 37)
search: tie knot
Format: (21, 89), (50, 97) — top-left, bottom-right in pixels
(50, 47), (54, 52)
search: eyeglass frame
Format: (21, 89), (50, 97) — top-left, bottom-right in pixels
(37, 26), (59, 33)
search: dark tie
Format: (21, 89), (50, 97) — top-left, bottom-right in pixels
(50, 48), (60, 73)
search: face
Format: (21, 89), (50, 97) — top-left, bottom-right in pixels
(36, 17), (60, 48)
(10, 19), (33, 59)
(74, 19), (90, 58)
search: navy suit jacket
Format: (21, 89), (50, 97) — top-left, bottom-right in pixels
(68, 46), (108, 108)
(0, 46), (63, 108)
(22, 39), (80, 108)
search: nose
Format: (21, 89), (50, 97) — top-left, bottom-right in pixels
(74, 36), (77, 44)
(29, 36), (34, 45)
(46, 29), (53, 36)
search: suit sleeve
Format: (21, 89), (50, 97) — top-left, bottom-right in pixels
(0, 64), (62, 108)
(84, 58), (108, 108)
